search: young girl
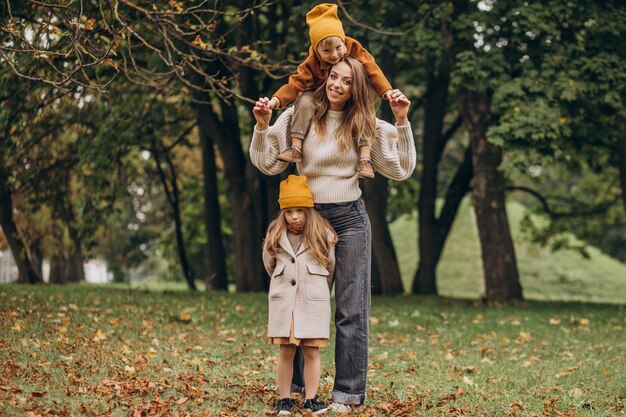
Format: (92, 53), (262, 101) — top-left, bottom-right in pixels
(258, 3), (396, 179)
(263, 175), (338, 415)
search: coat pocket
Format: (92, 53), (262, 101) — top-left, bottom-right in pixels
(305, 264), (330, 301)
(268, 263), (287, 300)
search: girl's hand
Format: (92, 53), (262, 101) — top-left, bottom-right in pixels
(253, 97), (273, 130)
(388, 89), (410, 126)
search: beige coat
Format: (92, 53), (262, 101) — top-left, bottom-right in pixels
(263, 232), (335, 339)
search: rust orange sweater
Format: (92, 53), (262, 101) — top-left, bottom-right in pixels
(273, 37), (392, 108)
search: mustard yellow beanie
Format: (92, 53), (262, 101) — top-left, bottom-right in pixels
(278, 175), (314, 209)
(306, 3), (345, 50)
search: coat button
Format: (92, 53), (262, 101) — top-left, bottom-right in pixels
(290, 279), (296, 286)
(290, 258), (295, 263)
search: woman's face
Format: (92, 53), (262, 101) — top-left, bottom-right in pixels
(326, 61), (353, 111)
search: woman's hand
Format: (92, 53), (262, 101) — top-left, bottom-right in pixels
(253, 97), (273, 130)
(388, 89), (410, 126)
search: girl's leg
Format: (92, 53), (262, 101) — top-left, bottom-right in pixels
(302, 346), (321, 399)
(278, 344), (297, 399)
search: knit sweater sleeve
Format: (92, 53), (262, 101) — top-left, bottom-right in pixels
(249, 108), (293, 176)
(370, 120), (416, 180)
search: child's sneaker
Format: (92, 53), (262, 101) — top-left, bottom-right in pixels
(303, 396), (329, 414)
(278, 146), (303, 163)
(358, 158), (375, 179)
(275, 398), (295, 415)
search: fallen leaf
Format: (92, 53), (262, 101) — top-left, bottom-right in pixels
(568, 387), (584, 398)
(555, 367), (579, 378)
(93, 329), (107, 342)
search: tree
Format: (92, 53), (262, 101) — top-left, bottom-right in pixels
(443, 0), (523, 301)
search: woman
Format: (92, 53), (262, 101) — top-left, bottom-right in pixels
(251, 56), (415, 411)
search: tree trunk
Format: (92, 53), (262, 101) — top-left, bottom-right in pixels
(413, 146), (473, 294)
(49, 251), (68, 284)
(459, 90), (522, 302)
(618, 121), (626, 213)
(0, 168), (41, 284)
(413, 61), (450, 295)
(196, 108), (229, 291)
(153, 147), (197, 291)
(362, 175), (404, 295)
(67, 224), (85, 283)
(194, 96), (267, 292)
(61, 200), (85, 283)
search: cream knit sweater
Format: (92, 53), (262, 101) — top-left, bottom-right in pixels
(250, 108), (416, 204)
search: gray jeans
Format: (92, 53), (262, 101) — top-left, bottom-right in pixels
(292, 198), (372, 405)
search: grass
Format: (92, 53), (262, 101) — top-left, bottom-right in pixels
(1, 284), (624, 416)
(390, 198), (626, 303)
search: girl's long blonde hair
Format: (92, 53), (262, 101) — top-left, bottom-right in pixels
(263, 208), (338, 268)
(311, 56), (377, 152)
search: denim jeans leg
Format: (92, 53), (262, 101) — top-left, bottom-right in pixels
(291, 199), (371, 404)
(315, 199), (371, 405)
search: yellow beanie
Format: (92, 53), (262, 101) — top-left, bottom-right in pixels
(306, 3), (345, 50)
(278, 175), (314, 209)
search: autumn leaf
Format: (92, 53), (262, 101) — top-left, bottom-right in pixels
(93, 329), (107, 342)
(192, 35), (207, 49)
(555, 367), (579, 378)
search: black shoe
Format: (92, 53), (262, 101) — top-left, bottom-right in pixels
(275, 398), (295, 415)
(303, 396), (328, 414)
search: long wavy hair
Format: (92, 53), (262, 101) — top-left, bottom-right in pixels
(311, 56), (377, 152)
(263, 208), (338, 268)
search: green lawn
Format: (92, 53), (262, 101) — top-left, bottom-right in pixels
(1, 285), (624, 416)
(390, 198), (626, 303)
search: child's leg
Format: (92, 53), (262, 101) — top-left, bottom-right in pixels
(278, 92), (315, 162)
(278, 344), (297, 399)
(357, 140), (375, 179)
(302, 346), (321, 400)
(358, 144), (371, 160)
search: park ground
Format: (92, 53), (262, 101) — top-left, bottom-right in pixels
(2, 200), (626, 416)
(1, 283), (624, 416)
